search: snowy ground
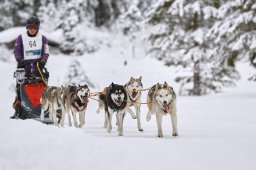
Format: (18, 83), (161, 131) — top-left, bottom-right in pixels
(0, 33), (256, 170)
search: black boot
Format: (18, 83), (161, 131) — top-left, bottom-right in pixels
(10, 106), (20, 119)
(11, 85), (21, 119)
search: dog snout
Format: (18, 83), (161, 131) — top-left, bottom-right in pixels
(163, 101), (167, 105)
(118, 96), (121, 100)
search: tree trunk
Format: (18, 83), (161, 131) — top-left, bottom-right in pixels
(193, 60), (201, 95)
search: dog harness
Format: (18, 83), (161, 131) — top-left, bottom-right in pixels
(71, 98), (88, 112)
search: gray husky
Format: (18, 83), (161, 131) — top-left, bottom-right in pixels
(124, 76), (144, 131)
(146, 82), (178, 137)
(61, 85), (90, 128)
(40, 86), (65, 126)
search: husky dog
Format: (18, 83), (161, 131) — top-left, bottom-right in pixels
(146, 82), (178, 137)
(124, 76), (144, 131)
(98, 83), (128, 136)
(40, 86), (65, 126)
(61, 84), (90, 128)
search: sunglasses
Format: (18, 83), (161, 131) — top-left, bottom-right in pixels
(27, 25), (38, 30)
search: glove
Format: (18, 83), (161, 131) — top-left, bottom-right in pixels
(17, 61), (25, 68)
(39, 59), (46, 68)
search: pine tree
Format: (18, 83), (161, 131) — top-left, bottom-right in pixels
(116, 0), (143, 35)
(147, 0), (239, 95)
(208, 0), (256, 82)
(0, 0), (34, 31)
(65, 60), (95, 88)
(37, 0), (61, 32)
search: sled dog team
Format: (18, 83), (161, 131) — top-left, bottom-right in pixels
(40, 77), (178, 137)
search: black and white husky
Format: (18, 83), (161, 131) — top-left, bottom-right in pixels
(124, 76), (144, 131)
(97, 83), (128, 136)
(146, 82), (178, 137)
(61, 85), (90, 128)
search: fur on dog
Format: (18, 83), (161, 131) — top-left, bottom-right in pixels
(40, 86), (65, 126)
(97, 83), (128, 136)
(124, 76), (144, 131)
(146, 82), (178, 137)
(61, 84), (90, 128)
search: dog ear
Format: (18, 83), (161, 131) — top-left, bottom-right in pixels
(155, 83), (160, 90)
(130, 77), (134, 81)
(163, 81), (168, 88)
(78, 84), (81, 87)
(139, 76), (142, 81)
(110, 82), (114, 89)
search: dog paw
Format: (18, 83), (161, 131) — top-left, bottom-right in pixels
(157, 134), (163, 138)
(138, 128), (144, 132)
(172, 132), (178, 137)
(79, 124), (84, 128)
(132, 115), (137, 119)
(118, 132), (123, 136)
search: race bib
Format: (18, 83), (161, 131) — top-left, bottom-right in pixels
(22, 31), (42, 60)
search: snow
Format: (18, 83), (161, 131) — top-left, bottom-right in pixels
(0, 31), (256, 170)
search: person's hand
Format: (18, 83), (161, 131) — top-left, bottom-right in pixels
(39, 59), (46, 68)
(17, 60), (25, 68)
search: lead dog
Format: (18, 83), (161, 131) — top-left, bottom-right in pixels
(124, 76), (144, 131)
(98, 83), (128, 136)
(146, 82), (178, 137)
(61, 85), (90, 128)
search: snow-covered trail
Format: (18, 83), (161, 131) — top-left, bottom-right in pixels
(0, 40), (256, 170)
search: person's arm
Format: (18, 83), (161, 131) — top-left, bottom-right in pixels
(38, 36), (49, 68)
(14, 35), (24, 62)
(41, 36), (49, 61)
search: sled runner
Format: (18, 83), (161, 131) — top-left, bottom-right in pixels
(14, 67), (53, 123)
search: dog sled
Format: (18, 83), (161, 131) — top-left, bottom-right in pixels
(13, 66), (53, 123)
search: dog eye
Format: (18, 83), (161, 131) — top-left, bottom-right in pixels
(159, 95), (162, 97)
(166, 94), (168, 96)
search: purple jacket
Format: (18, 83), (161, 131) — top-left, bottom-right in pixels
(14, 33), (49, 76)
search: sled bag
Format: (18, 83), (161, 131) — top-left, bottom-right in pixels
(23, 83), (45, 107)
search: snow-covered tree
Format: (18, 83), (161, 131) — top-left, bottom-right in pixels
(65, 60), (95, 88)
(207, 0), (256, 82)
(115, 0), (143, 35)
(0, 0), (34, 31)
(249, 53), (256, 81)
(57, 0), (101, 55)
(147, 0), (239, 95)
(37, 0), (62, 32)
